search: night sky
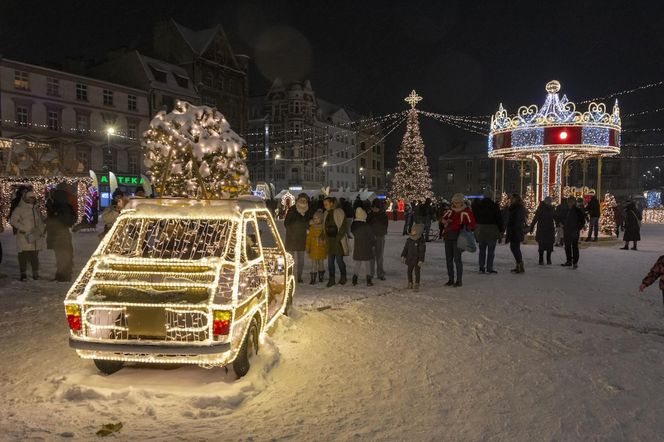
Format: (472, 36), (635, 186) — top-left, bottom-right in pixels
(2, 0), (664, 167)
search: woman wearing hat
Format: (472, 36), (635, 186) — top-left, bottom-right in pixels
(440, 193), (476, 287)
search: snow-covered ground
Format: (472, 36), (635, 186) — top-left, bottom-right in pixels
(1, 221), (664, 441)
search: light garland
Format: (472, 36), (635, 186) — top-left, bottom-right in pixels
(523, 185), (536, 224)
(599, 193), (617, 234)
(64, 197), (295, 369)
(643, 208), (664, 224)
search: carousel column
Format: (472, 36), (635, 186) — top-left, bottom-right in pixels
(493, 158), (497, 200)
(597, 157), (603, 198)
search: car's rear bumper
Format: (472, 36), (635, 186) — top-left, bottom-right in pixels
(69, 337), (231, 355)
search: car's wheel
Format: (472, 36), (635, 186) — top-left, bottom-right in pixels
(233, 317), (259, 378)
(93, 359), (124, 375)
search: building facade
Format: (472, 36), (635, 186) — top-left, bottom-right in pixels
(151, 19), (249, 135)
(247, 79), (357, 191)
(356, 119), (386, 191)
(437, 140), (493, 197)
(0, 58), (149, 189)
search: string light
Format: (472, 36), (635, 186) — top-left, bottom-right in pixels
(599, 193), (617, 234)
(643, 209), (664, 224)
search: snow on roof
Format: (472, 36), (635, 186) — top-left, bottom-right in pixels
(173, 21), (219, 55)
(137, 53), (197, 96)
(123, 197), (266, 220)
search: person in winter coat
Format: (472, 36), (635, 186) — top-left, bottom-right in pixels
(323, 197), (349, 287)
(401, 223), (426, 291)
(530, 197), (556, 265)
(402, 203), (413, 235)
(284, 193), (310, 283)
(100, 190), (128, 238)
(639, 255), (664, 307)
(554, 202), (567, 247)
(350, 207), (375, 286)
(621, 201), (641, 250)
(415, 198), (434, 241)
(506, 194), (527, 274)
(46, 188), (76, 281)
(471, 189), (503, 274)
(305, 209), (327, 284)
(561, 196), (586, 268)
(367, 199), (388, 280)
(614, 202), (624, 238)
(585, 195), (601, 242)
(441, 193), (476, 287)
(9, 191), (46, 280)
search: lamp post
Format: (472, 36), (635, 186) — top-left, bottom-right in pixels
(656, 166), (661, 186)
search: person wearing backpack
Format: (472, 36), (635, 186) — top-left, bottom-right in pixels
(46, 188), (77, 282)
(561, 196), (586, 269)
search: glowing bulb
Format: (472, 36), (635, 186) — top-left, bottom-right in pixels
(559, 131), (568, 140)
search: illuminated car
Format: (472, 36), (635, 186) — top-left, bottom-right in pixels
(64, 196), (294, 376)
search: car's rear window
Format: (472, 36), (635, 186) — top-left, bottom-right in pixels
(104, 218), (234, 260)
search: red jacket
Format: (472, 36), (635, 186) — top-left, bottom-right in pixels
(642, 255), (664, 290)
(441, 208), (476, 238)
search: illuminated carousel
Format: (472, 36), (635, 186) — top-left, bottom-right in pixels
(488, 80), (621, 203)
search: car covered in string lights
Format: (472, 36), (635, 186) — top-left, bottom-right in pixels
(64, 196), (294, 376)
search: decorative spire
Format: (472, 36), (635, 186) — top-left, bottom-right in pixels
(404, 90), (423, 109)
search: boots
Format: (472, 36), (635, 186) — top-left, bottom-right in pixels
(366, 276), (373, 286)
(407, 282), (413, 289)
(20, 273), (27, 281)
(309, 273), (316, 285)
(511, 262), (525, 274)
(318, 271), (325, 282)
(445, 279), (454, 286)
(538, 251), (544, 265)
(352, 274), (358, 286)
(326, 278), (336, 288)
(454, 280), (463, 287)
(413, 283), (419, 291)
(339, 273), (347, 285)
(546, 251), (552, 265)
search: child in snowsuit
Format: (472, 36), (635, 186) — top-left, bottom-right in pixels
(401, 224), (426, 291)
(305, 210), (327, 284)
(639, 255), (664, 306)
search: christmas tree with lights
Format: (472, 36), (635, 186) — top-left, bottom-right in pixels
(499, 192), (510, 209)
(142, 101), (250, 199)
(391, 90), (433, 202)
(524, 185), (536, 224)
(600, 193), (617, 235)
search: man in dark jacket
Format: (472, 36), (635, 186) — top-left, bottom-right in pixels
(561, 196), (585, 268)
(367, 199), (389, 280)
(284, 193), (310, 283)
(417, 198), (434, 242)
(585, 195), (601, 242)
(350, 207), (375, 286)
(46, 188), (76, 281)
(471, 189), (503, 273)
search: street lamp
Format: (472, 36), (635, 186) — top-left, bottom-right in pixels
(656, 166), (661, 186)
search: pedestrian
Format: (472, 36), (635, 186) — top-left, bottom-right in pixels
(101, 190), (127, 238)
(368, 198), (388, 280)
(561, 196), (586, 268)
(340, 198), (354, 239)
(323, 197), (349, 287)
(401, 223), (426, 290)
(402, 203), (413, 235)
(506, 193), (527, 274)
(305, 209), (327, 284)
(614, 202), (624, 238)
(9, 191), (45, 281)
(284, 193), (310, 283)
(621, 201), (641, 250)
(584, 195), (600, 242)
(471, 189), (503, 274)
(46, 188), (77, 282)
(441, 193), (476, 287)
(418, 198), (434, 242)
(554, 201), (567, 247)
(530, 197), (556, 265)
(351, 207), (375, 286)
(639, 255), (664, 307)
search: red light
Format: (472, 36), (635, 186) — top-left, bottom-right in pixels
(67, 314), (81, 331)
(213, 319), (230, 336)
(559, 131), (568, 140)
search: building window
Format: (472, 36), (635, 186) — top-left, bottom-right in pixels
(76, 83), (88, 101)
(480, 159), (488, 170)
(127, 122), (137, 139)
(204, 72), (214, 87)
(76, 114), (88, 133)
(174, 74), (189, 89)
(14, 70), (29, 90)
(128, 152), (139, 175)
(128, 95), (137, 111)
(466, 160), (473, 170)
(15, 106), (29, 127)
(76, 147), (89, 172)
(47, 110), (60, 131)
(161, 95), (174, 111)
(203, 96), (216, 107)
(466, 171), (472, 181)
(447, 173), (454, 184)
(376, 145), (381, 154)
(103, 90), (114, 106)
(46, 77), (60, 96)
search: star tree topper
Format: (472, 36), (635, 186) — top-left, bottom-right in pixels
(405, 90), (423, 109)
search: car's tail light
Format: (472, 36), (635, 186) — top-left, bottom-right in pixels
(212, 310), (231, 336)
(65, 304), (82, 331)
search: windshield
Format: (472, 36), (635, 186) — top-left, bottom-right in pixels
(104, 218), (234, 260)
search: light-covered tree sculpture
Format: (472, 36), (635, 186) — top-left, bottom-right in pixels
(391, 90), (433, 203)
(499, 192), (510, 209)
(524, 185), (536, 224)
(600, 193), (617, 235)
(142, 101), (250, 199)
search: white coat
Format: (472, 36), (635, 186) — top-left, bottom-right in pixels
(10, 200), (46, 252)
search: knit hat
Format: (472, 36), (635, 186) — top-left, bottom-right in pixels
(355, 206), (367, 221)
(451, 193), (465, 204)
